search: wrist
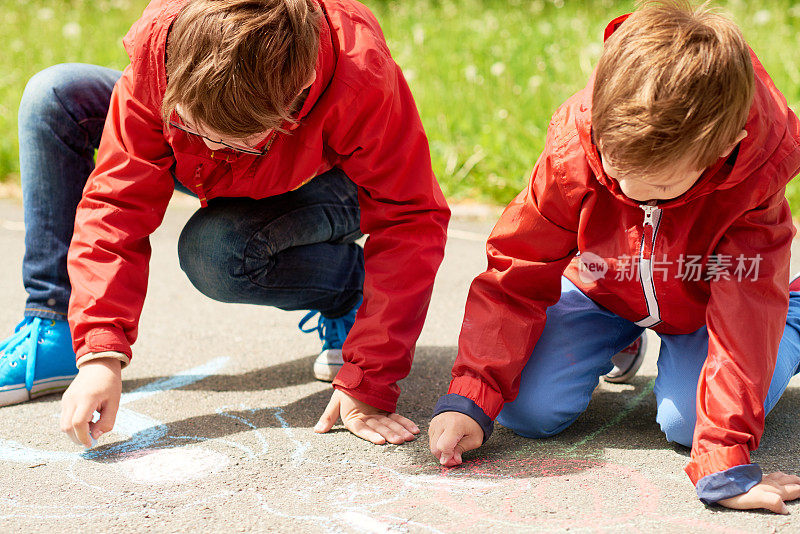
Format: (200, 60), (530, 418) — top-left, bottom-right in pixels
(77, 355), (123, 376)
(77, 351), (129, 371)
(432, 393), (494, 443)
(696, 464), (763, 505)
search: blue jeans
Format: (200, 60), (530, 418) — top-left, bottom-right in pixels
(496, 277), (800, 447)
(19, 64), (121, 320)
(17, 63), (364, 320)
(178, 170), (364, 317)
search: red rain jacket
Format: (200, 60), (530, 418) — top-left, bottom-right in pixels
(67, 0), (450, 413)
(449, 17), (800, 484)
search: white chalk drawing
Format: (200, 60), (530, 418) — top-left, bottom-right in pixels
(0, 359), (760, 532)
(0, 356), (230, 464)
(117, 447), (231, 484)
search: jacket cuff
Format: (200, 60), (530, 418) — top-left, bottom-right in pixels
(74, 327), (132, 360)
(447, 375), (506, 419)
(332, 361), (398, 413)
(432, 393), (494, 443)
(696, 464), (763, 505)
(685, 444), (752, 484)
(77, 351), (131, 370)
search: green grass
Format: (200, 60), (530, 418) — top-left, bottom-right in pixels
(2, 0), (800, 207)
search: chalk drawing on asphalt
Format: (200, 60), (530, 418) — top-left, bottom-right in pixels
(0, 358), (735, 533)
(0, 356), (230, 465)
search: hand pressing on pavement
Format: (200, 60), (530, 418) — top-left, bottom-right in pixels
(60, 358), (122, 448)
(719, 471), (800, 514)
(314, 388), (419, 445)
(429, 411), (483, 466)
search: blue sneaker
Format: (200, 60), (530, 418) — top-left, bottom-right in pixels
(298, 297), (362, 382)
(0, 317), (78, 406)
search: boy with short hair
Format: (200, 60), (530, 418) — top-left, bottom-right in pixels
(430, 1), (800, 513)
(39, 0), (449, 447)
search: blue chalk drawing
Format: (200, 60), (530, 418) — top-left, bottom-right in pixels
(0, 356), (229, 463)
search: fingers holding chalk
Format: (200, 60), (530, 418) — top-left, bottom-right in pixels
(86, 411), (101, 449)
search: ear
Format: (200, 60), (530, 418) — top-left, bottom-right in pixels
(720, 129), (748, 158)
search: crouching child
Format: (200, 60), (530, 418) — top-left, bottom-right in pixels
(431, 0), (800, 513)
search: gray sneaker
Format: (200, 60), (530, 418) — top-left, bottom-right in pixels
(605, 335), (647, 384)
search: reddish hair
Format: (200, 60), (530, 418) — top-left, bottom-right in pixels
(592, 0), (754, 176)
(162, 0), (321, 137)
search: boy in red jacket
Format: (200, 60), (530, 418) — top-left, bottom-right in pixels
(53, 0), (448, 447)
(430, 1), (800, 513)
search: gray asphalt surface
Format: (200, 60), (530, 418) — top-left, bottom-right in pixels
(0, 195), (799, 533)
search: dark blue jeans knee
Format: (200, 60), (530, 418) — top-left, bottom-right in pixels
(178, 168), (364, 317)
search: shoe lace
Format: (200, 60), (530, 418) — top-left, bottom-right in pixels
(0, 317), (44, 391)
(298, 312), (348, 351)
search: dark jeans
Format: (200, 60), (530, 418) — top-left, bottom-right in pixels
(17, 63), (363, 321)
(19, 64), (121, 320)
(178, 171), (364, 318)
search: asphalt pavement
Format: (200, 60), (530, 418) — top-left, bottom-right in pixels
(0, 195), (799, 533)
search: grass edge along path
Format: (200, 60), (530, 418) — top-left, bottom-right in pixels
(2, 0), (800, 207)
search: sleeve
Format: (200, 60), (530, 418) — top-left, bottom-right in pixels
(67, 65), (175, 362)
(686, 189), (795, 495)
(442, 146), (580, 427)
(329, 61), (450, 412)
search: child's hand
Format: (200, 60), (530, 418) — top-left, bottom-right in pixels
(429, 411), (483, 467)
(718, 471), (800, 514)
(60, 358), (122, 448)
(314, 389), (419, 445)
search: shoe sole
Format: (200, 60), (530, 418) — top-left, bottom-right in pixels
(604, 337), (648, 384)
(313, 362), (343, 382)
(604, 356), (645, 384)
(0, 375), (76, 407)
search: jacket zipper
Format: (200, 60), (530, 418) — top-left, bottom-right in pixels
(636, 203), (662, 328)
(194, 165), (208, 208)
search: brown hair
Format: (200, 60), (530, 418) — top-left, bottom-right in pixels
(592, 0), (754, 177)
(162, 0), (321, 137)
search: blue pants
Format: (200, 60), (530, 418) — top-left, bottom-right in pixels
(18, 63), (363, 320)
(496, 277), (800, 447)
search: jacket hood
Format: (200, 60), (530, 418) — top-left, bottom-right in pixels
(576, 13), (795, 208)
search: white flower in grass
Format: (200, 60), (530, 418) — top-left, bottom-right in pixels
(63, 22), (82, 39)
(465, 65), (478, 83)
(753, 10), (771, 25)
(583, 43), (603, 59)
(538, 21), (552, 36)
(497, 109), (509, 120)
(412, 25), (424, 46)
(528, 75), (543, 90)
(490, 62), (506, 77)
(37, 8), (54, 20)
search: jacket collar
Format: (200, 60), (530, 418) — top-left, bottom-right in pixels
(288, 0), (337, 128)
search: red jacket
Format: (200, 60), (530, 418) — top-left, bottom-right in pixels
(449, 22), (800, 483)
(67, 0), (450, 413)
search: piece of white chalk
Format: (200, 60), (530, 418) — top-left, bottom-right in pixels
(85, 411), (101, 448)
